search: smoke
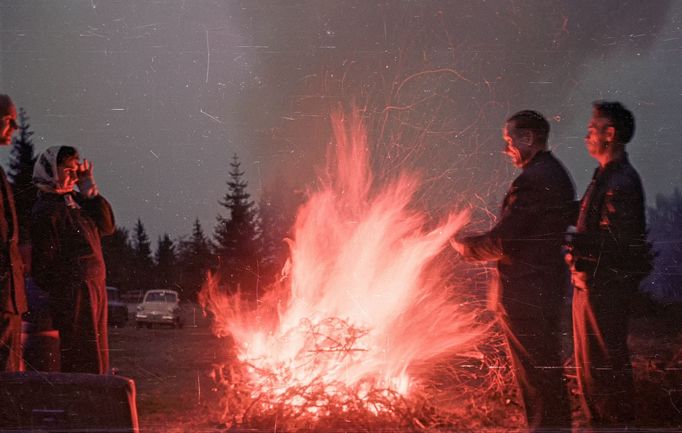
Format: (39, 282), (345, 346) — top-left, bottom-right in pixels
(0, 1), (674, 239)
(225, 0), (673, 209)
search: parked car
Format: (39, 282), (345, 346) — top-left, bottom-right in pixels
(135, 290), (183, 329)
(107, 286), (129, 327)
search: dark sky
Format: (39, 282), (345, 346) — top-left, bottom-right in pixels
(2, 1), (681, 244)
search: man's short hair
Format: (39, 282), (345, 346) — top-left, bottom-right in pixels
(506, 110), (550, 146)
(0, 94), (14, 116)
(592, 100), (635, 145)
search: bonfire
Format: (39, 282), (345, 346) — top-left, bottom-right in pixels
(200, 110), (512, 431)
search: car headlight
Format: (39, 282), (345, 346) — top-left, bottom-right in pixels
(136, 305), (143, 312)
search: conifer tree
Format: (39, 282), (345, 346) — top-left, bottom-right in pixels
(213, 154), (259, 296)
(257, 178), (298, 282)
(8, 108), (37, 244)
(131, 219), (154, 292)
(189, 218), (212, 262)
(178, 218), (213, 300)
(154, 233), (177, 291)
(101, 226), (135, 292)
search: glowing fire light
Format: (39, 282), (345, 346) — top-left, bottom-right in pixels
(200, 109), (486, 425)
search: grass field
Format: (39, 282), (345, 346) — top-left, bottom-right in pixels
(108, 305), (231, 432)
(108, 302), (682, 432)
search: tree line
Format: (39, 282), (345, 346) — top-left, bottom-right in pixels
(6, 108), (682, 301)
(8, 108), (299, 301)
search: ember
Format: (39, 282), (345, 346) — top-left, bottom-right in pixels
(200, 110), (502, 430)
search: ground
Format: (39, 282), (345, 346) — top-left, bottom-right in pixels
(109, 304), (231, 432)
(108, 302), (682, 432)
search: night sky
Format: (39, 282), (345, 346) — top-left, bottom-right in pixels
(2, 1), (681, 243)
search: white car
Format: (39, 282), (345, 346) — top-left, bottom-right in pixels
(135, 290), (183, 329)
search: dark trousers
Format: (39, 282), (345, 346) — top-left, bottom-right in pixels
(0, 312), (22, 371)
(499, 307), (572, 431)
(572, 280), (635, 427)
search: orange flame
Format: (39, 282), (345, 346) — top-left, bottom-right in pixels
(200, 109), (484, 418)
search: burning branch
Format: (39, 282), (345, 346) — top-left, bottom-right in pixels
(200, 109), (514, 431)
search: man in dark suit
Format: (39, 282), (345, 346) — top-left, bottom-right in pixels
(451, 110), (575, 431)
(0, 94), (27, 371)
(568, 101), (652, 428)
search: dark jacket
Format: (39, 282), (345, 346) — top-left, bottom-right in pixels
(572, 153), (652, 283)
(30, 191), (115, 373)
(461, 151), (576, 314)
(30, 192), (115, 303)
(0, 167), (26, 315)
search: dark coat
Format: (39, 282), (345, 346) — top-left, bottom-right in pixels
(571, 153), (650, 426)
(0, 167), (26, 315)
(572, 152), (652, 284)
(30, 191), (115, 373)
(459, 150), (576, 429)
(461, 150), (576, 316)
(31, 192), (114, 293)
(0, 167), (26, 371)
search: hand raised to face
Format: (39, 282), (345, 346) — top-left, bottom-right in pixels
(77, 159), (94, 180)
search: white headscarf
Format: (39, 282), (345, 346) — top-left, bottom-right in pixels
(33, 146), (81, 208)
(33, 146), (62, 193)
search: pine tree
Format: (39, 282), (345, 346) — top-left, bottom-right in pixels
(154, 233), (177, 292)
(213, 154), (260, 296)
(131, 219), (154, 292)
(257, 178), (298, 282)
(8, 107), (38, 245)
(101, 226), (135, 292)
(177, 218), (214, 300)
(189, 218), (212, 262)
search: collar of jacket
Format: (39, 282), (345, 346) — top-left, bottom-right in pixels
(594, 151), (630, 178)
(522, 149), (551, 171)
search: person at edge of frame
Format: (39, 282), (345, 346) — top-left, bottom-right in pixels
(0, 94), (27, 372)
(566, 100), (653, 429)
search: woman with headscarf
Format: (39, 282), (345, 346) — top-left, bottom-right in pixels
(30, 146), (115, 374)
